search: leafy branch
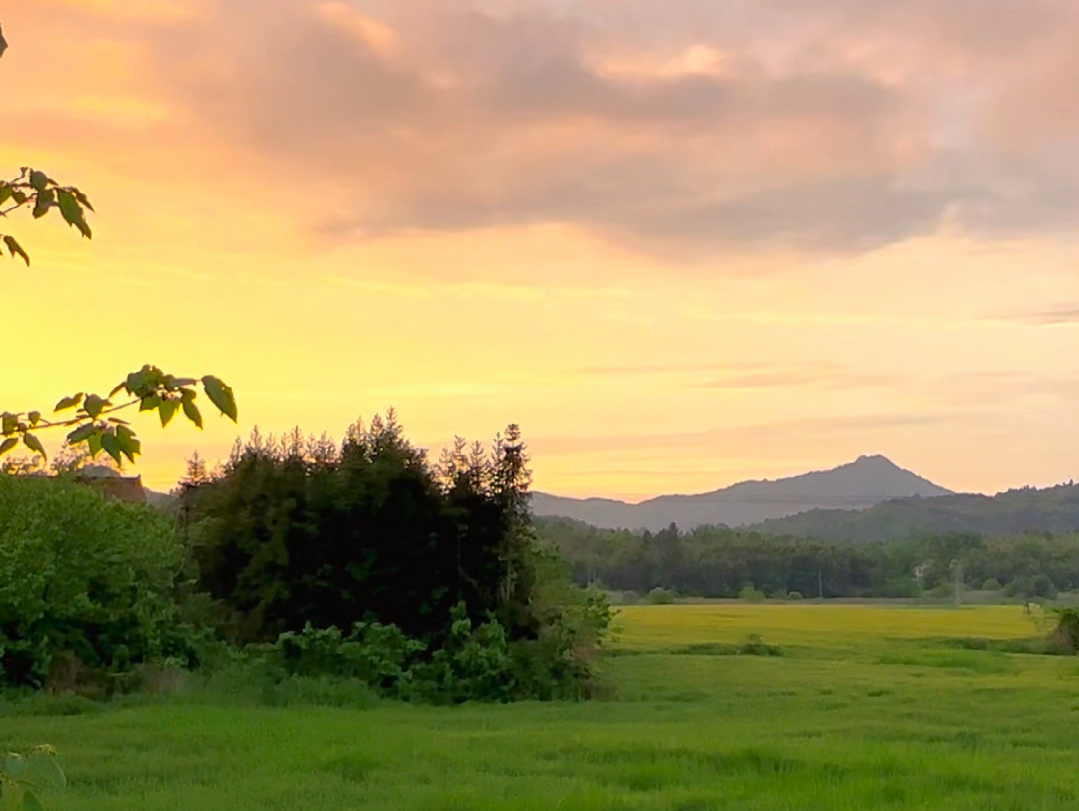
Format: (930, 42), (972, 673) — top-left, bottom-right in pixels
(0, 745), (66, 811)
(2, 365), (238, 466)
(0, 167), (94, 265)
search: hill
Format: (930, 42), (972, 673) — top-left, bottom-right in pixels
(747, 482), (1079, 541)
(532, 455), (952, 531)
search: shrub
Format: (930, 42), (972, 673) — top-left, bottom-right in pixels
(982, 578), (1002, 591)
(0, 476), (200, 688)
(646, 587), (675, 605)
(619, 590), (641, 605)
(738, 584), (765, 602)
(1005, 574), (1058, 600)
(739, 634), (782, 656)
(787, 591), (805, 601)
(879, 576), (921, 599)
(1051, 608), (1079, 654)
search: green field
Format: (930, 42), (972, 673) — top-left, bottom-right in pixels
(5, 604), (1079, 810)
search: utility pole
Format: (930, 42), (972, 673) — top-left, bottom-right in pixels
(817, 569), (823, 601)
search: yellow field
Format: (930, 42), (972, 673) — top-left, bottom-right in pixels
(612, 603), (1047, 650)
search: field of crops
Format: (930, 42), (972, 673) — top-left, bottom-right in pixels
(5, 603), (1079, 810)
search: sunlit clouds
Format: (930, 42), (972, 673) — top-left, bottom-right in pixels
(3, 0), (1077, 497)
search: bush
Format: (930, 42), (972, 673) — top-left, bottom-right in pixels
(1005, 574), (1058, 600)
(619, 590), (641, 605)
(1051, 608), (1079, 654)
(982, 578), (1002, 591)
(646, 587), (675, 605)
(787, 591), (805, 601)
(0, 476), (201, 688)
(738, 584), (765, 602)
(878, 576), (922, 599)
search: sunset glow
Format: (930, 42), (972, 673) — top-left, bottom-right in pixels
(5, 0), (1077, 497)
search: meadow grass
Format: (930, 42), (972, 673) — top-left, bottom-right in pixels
(4, 604), (1079, 810)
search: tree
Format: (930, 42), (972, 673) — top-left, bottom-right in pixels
(0, 28), (237, 466)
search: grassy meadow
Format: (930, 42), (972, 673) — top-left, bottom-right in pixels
(5, 603), (1079, 810)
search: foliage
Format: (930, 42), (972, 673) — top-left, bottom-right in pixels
(1, 16), (235, 469)
(738, 584), (766, 602)
(183, 415), (611, 701)
(0, 476), (202, 688)
(645, 587), (675, 605)
(0, 746), (65, 811)
(539, 517), (1079, 601)
(1050, 608), (1079, 654)
(8, 605), (1079, 810)
(185, 414), (535, 644)
(2, 365), (237, 468)
(750, 482), (1079, 540)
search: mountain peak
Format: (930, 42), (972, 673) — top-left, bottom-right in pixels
(532, 455), (953, 531)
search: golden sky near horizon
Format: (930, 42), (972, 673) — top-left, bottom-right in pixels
(3, 0), (1077, 498)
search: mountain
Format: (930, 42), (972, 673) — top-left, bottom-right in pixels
(746, 482), (1079, 541)
(531, 455), (952, 532)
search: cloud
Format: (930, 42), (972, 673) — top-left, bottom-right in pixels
(992, 306), (1079, 326)
(529, 411), (964, 456)
(574, 360), (900, 389)
(16, 0), (1079, 258)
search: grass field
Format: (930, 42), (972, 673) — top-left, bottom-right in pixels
(5, 604), (1079, 810)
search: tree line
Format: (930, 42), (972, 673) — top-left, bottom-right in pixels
(0, 415), (611, 702)
(537, 517), (1079, 600)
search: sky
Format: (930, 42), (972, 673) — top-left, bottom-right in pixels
(3, 0), (1077, 499)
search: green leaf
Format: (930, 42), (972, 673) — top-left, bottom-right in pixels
(56, 190), (91, 238)
(83, 394), (107, 419)
(22, 789), (45, 811)
(56, 190), (80, 225)
(27, 411), (41, 428)
(86, 432), (103, 458)
(32, 189), (54, 219)
(179, 390), (203, 429)
(28, 171), (47, 193)
(11, 190), (27, 205)
(158, 399), (179, 428)
(0, 184), (11, 206)
(27, 750), (65, 791)
(22, 434), (46, 460)
(54, 393), (83, 412)
(139, 394), (162, 412)
(1, 413), (16, 436)
(3, 236), (29, 266)
(66, 423), (96, 445)
(74, 189), (95, 212)
(100, 431), (122, 465)
(202, 376), (238, 422)
(115, 425), (141, 464)
(0, 438), (18, 456)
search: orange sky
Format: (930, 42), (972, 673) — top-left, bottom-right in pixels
(3, 0), (1077, 498)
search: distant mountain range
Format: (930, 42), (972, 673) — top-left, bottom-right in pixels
(531, 455), (953, 532)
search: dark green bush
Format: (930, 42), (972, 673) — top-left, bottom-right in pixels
(1051, 608), (1079, 654)
(254, 588), (612, 704)
(0, 476), (200, 688)
(738, 584), (766, 602)
(646, 587), (675, 605)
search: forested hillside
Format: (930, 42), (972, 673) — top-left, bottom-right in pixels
(748, 483), (1079, 541)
